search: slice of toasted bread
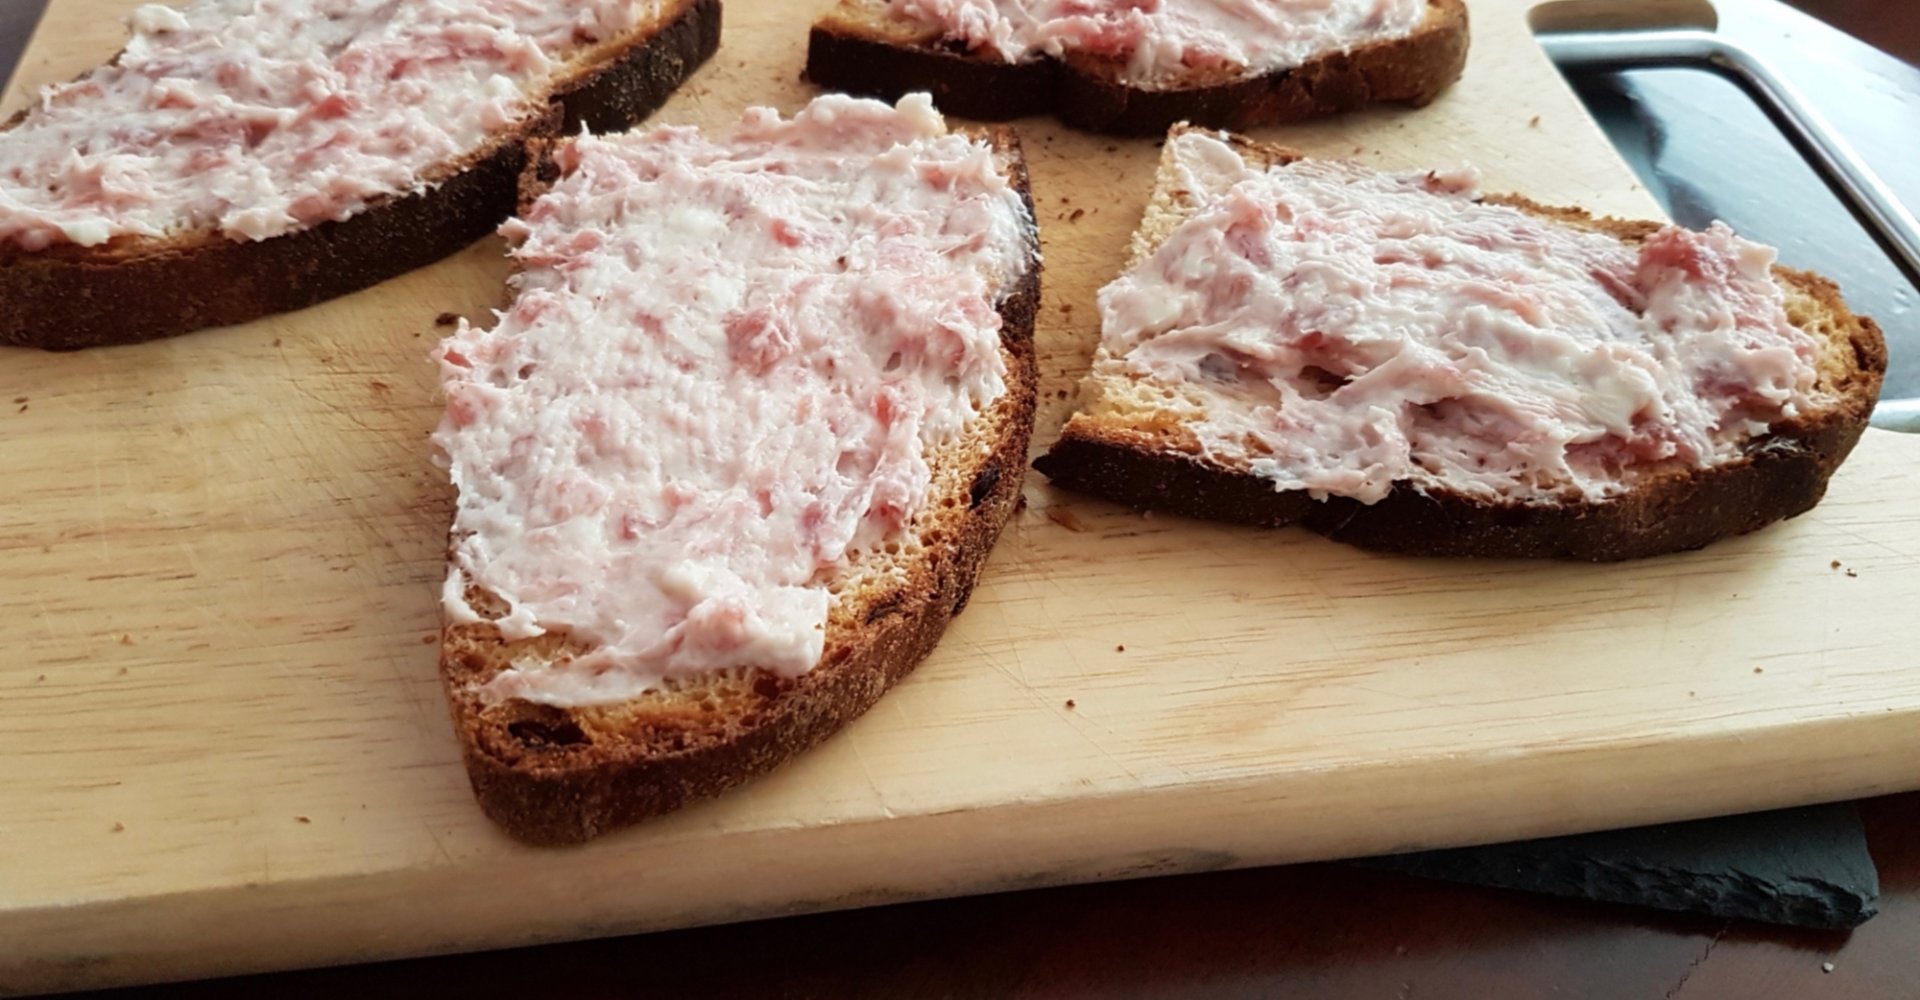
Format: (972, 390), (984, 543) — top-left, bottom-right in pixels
(806, 0), (1468, 134)
(437, 118), (1040, 846)
(1034, 127), (1887, 561)
(0, 0), (721, 350)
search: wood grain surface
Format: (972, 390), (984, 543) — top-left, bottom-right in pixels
(3, 0), (1918, 993)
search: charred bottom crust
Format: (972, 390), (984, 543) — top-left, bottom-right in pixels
(804, 26), (1056, 122)
(1033, 435), (1314, 528)
(445, 167), (1042, 846)
(804, 0), (1467, 135)
(0, 0), (719, 350)
(558, 0), (723, 134)
(1040, 408), (1872, 562)
(1056, 6), (1469, 135)
(0, 136), (532, 350)
(1308, 414), (1872, 561)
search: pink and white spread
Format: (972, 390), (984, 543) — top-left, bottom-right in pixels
(435, 94), (1032, 707)
(0, 0), (661, 251)
(1098, 131), (1822, 504)
(888, 0), (1424, 87)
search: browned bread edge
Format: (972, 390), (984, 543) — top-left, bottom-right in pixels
(805, 0), (1468, 135)
(805, 22), (1058, 124)
(1037, 349), (1879, 560)
(0, 0), (721, 350)
(441, 131), (1041, 845)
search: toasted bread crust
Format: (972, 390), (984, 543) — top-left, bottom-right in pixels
(805, 24), (1058, 124)
(0, 126), (541, 351)
(1036, 135), (1889, 561)
(805, 0), (1468, 135)
(1035, 436), (1316, 528)
(441, 132), (1041, 845)
(554, 0), (724, 136)
(0, 0), (721, 350)
(1037, 329), (1880, 560)
(1302, 398), (1872, 559)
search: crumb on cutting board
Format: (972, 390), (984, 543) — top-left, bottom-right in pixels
(296, 816), (312, 824)
(1116, 644), (1126, 653)
(1529, 115), (1541, 127)
(110, 822), (125, 833)
(1064, 699), (1076, 709)
(1047, 507), (1088, 533)
(435, 312), (461, 327)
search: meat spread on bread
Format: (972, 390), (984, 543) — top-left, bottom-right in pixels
(435, 94), (1039, 842)
(806, 0), (1468, 134)
(1035, 127), (1886, 560)
(0, 0), (721, 348)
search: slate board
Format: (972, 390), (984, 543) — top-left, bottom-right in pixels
(1360, 803), (1880, 930)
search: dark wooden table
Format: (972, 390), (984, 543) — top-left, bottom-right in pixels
(5, 3), (1913, 997)
(1785, 1), (1919, 63)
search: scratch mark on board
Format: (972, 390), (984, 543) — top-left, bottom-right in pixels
(846, 734), (896, 819)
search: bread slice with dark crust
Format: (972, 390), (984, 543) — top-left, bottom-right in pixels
(805, 0), (1468, 135)
(440, 130), (1041, 846)
(0, 0), (721, 351)
(1034, 128), (1888, 561)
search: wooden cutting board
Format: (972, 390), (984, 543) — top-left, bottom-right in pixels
(4, 0), (1917, 992)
